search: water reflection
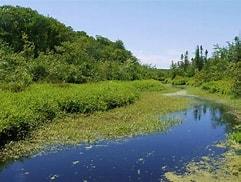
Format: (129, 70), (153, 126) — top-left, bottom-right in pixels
(0, 101), (237, 182)
(189, 102), (237, 132)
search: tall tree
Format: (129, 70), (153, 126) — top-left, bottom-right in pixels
(194, 45), (200, 70)
(194, 45), (204, 71)
(184, 51), (189, 71)
(204, 49), (208, 64)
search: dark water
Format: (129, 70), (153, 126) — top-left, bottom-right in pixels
(0, 101), (236, 182)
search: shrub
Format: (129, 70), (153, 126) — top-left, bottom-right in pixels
(131, 80), (165, 91)
(232, 62), (241, 97)
(0, 80), (164, 145)
(170, 76), (189, 85)
(230, 131), (241, 143)
(31, 64), (48, 81)
(201, 80), (233, 95)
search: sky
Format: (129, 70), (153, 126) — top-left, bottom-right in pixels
(0, 0), (241, 68)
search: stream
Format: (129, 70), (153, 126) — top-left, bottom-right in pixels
(0, 98), (237, 182)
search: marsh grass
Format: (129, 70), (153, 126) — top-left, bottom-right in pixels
(0, 91), (190, 163)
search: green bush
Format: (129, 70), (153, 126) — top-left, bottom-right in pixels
(31, 64), (48, 81)
(230, 131), (241, 143)
(0, 50), (33, 92)
(232, 62), (241, 97)
(170, 76), (189, 85)
(0, 80), (164, 145)
(131, 80), (165, 91)
(201, 80), (233, 95)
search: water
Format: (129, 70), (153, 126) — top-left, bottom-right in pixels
(0, 101), (236, 182)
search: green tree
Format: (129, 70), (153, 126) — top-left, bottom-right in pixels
(184, 51), (189, 71)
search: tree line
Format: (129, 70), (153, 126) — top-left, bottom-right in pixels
(170, 45), (208, 78)
(0, 6), (164, 91)
(169, 37), (241, 97)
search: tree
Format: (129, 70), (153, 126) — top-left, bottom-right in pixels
(204, 49), (208, 64)
(0, 5), (165, 88)
(194, 45), (204, 71)
(0, 6), (73, 56)
(20, 33), (35, 59)
(180, 53), (184, 61)
(184, 51), (189, 71)
(234, 36), (241, 63)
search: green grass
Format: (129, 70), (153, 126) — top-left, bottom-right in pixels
(0, 80), (165, 146)
(0, 88), (190, 162)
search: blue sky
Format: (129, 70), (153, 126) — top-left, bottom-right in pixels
(1, 0), (241, 68)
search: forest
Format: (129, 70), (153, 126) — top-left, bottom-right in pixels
(0, 6), (164, 92)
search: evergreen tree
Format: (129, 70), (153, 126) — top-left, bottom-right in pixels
(204, 49), (208, 64)
(194, 45), (200, 71)
(184, 51), (189, 71)
(180, 53), (184, 62)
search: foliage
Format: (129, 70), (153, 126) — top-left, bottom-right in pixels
(232, 62), (241, 97)
(0, 48), (32, 91)
(0, 6), (164, 89)
(0, 6), (73, 55)
(130, 79), (166, 91)
(201, 80), (233, 95)
(0, 80), (164, 145)
(169, 37), (241, 97)
(230, 132), (241, 143)
(170, 76), (189, 85)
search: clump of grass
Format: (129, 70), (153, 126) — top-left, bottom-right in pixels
(0, 80), (164, 146)
(0, 91), (190, 162)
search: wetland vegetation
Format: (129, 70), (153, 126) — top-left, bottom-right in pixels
(0, 4), (240, 182)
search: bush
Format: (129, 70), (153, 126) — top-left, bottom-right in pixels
(131, 80), (165, 91)
(201, 80), (233, 95)
(232, 62), (241, 97)
(31, 64), (48, 81)
(0, 80), (164, 145)
(230, 131), (241, 143)
(0, 67), (32, 92)
(170, 76), (189, 85)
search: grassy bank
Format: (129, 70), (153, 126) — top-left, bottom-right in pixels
(165, 87), (241, 182)
(0, 88), (190, 162)
(0, 80), (166, 146)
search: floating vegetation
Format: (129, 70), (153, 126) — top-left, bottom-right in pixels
(164, 88), (241, 182)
